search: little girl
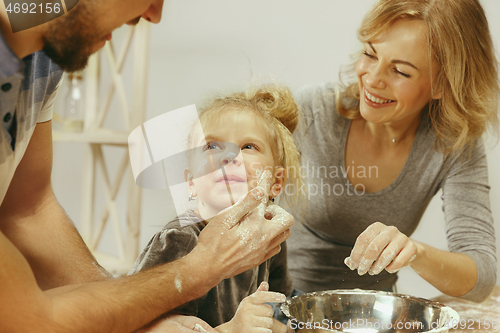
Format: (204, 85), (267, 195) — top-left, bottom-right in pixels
(129, 83), (303, 332)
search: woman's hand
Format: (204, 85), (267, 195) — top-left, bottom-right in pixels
(344, 222), (417, 276)
(135, 314), (217, 333)
(216, 281), (286, 333)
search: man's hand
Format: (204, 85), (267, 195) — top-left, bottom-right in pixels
(216, 281), (286, 333)
(344, 222), (417, 275)
(136, 315), (217, 333)
(194, 170), (293, 281)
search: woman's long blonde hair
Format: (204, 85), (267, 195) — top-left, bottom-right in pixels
(338, 0), (499, 156)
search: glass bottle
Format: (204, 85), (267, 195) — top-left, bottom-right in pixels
(63, 72), (84, 132)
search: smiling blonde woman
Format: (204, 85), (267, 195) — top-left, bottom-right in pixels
(287, 0), (498, 303)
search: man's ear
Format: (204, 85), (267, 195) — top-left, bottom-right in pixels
(270, 167), (285, 198)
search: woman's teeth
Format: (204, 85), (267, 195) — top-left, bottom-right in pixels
(366, 90), (394, 104)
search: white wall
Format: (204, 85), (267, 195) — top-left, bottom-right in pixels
(52, 0), (500, 300)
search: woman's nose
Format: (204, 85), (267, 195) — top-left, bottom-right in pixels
(142, 0), (164, 23)
(365, 65), (386, 89)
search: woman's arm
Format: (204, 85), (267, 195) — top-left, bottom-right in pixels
(410, 241), (478, 297)
(437, 138), (496, 301)
(346, 139), (496, 302)
(345, 222), (479, 297)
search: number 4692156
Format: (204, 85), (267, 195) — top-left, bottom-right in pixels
(6, 3), (61, 14)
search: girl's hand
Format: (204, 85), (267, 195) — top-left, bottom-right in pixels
(135, 314), (217, 333)
(216, 281), (286, 333)
(344, 222), (417, 276)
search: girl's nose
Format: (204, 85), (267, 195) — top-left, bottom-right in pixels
(222, 152), (243, 166)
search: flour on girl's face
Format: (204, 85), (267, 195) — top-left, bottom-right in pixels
(187, 110), (280, 220)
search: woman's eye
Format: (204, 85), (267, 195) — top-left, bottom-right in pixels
(362, 51), (376, 59)
(394, 68), (411, 78)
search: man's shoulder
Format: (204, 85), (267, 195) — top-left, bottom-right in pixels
(20, 51), (62, 92)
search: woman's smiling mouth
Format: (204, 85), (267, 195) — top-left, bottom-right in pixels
(364, 88), (396, 107)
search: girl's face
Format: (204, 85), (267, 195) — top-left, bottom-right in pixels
(187, 109), (283, 217)
(355, 19), (441, 126)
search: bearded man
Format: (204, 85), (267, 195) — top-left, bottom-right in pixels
(0, 1), (294, 332)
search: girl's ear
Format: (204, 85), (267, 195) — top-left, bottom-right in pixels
(270, 167), (285, 198)
(184, 169), (196, 195)
(184, 169), (192, 184)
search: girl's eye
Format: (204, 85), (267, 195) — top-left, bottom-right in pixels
(204, 142), (222, 151)
(394, 68), (411, 78)
(242, 144), (258, 150)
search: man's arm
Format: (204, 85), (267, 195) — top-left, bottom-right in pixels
(0, 122), (293, 332)
(0, 178), (291, 333)
(0, 228), (235, 333)
(0, 121), (111, 290)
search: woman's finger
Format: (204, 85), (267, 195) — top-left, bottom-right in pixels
(363, 229), (408, 275)
(385, 241), (417, 273)
(348, 222), (385, 267)
(368, 241), (403, 275)
(352, 223), (396, 275)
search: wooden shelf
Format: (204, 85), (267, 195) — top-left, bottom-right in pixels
(52, 130), (129, 145)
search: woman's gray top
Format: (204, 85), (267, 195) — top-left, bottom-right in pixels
(286, 81), (496, 302)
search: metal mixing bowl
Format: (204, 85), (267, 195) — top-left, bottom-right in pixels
(281, 289), (459, 333)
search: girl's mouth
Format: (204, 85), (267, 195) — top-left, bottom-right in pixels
(217, 175), (245, 183)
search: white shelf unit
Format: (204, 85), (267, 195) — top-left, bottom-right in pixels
(53, 20), (150, 275)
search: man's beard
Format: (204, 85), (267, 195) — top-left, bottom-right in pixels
(42, 2), (104, 72)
